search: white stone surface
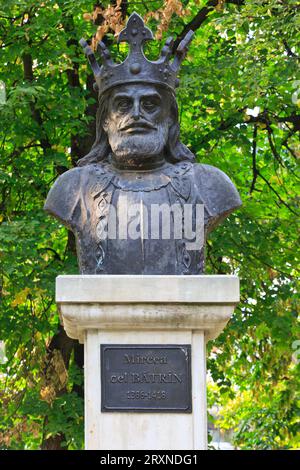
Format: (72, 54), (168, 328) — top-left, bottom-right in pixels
(56, 274), (239, 304)
(60, 303), (235, 343)
(57, 275), (239, 342)
(56, 275), (239, 450)
(86, 330), (201, 450)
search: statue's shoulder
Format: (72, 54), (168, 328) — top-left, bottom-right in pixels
(192, 162), (242, 217)
(44, 166), (85, 227)
(44, 163), (112, 226)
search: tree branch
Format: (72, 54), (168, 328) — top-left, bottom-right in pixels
(22, 53), (52, 153)
(283, 40), (300, 61)
(257, 170), (299, 216)
(198, 109), (299, 146)
(250, 124), (258, 194)
(266, 126), (284, 168)
(173, 0), (245, 51)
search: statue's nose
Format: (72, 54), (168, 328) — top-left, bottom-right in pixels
(132, 101), (140, 120)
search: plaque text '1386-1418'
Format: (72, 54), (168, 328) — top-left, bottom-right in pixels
(101, 345), (192, 412)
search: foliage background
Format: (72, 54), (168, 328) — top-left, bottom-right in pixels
(0, 0), (299, 449)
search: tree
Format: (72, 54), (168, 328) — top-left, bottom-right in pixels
(0, 0), (299, 449)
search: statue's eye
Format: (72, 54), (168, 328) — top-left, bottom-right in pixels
(142, 98), (158, 112)
(116, 98), (132, 112)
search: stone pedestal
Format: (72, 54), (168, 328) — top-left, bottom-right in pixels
(56, 275), (239, 450)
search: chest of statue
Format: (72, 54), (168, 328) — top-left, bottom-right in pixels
(74, 161), (205, 275)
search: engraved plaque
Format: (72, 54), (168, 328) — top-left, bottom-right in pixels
(101, 344), (192, 412)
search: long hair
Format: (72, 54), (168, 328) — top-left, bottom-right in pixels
(77, 86), (195, 167)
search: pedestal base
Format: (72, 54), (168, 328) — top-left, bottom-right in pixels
(84, 329), (206, 450)
(56, 275), (239, 450)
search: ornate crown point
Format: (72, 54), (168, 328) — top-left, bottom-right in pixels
(118, 12), (153, 49)
(80, 12), (194, 96)
(160, 37), (174, 61)
(80, 38), (101, 77)
(171, 30), (194, 73)
(97, 41), (114, 66)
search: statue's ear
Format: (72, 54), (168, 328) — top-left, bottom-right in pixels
(167, 116), (173, 128)
(103, 119), (109, 132)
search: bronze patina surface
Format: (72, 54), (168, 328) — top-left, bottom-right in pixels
(44, 13), (241, 275)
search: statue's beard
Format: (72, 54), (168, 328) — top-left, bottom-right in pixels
(108, 122), (169, 162)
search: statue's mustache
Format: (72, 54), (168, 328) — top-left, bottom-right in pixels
(119, 120), (157, 132)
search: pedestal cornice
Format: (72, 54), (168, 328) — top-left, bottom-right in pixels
(56, 275), (239, 343)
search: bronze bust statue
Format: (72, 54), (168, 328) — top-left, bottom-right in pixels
(44, 13), (241, 275)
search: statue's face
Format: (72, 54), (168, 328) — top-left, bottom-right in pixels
(103, 83), (172, 164)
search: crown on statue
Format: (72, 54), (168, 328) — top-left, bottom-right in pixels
(80, 12), (193, 96)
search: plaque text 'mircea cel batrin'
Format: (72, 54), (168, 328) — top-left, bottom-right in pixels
(101, 345), (192, 412)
